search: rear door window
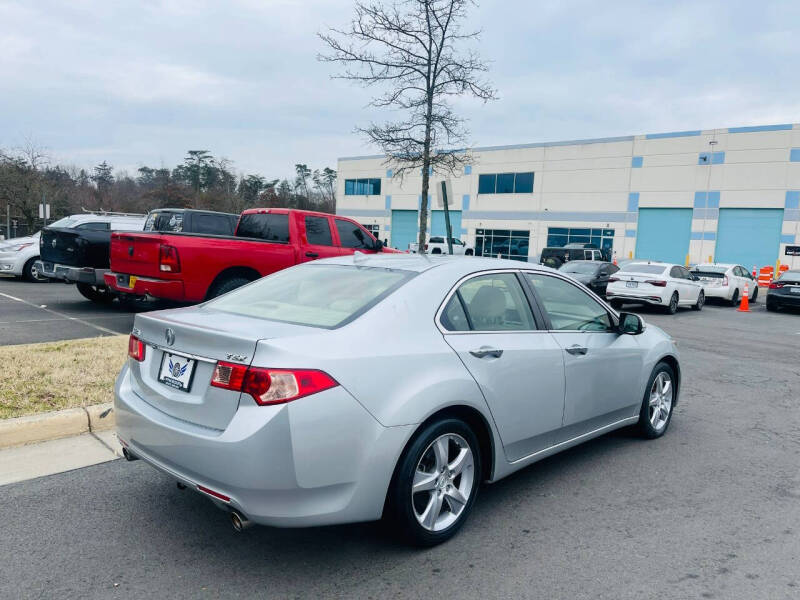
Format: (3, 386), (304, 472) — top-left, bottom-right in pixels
(236, 213), (290, 242)
(305, 216), (333, 246)
(454, 273), (536, 331)
(335, 219), (372, 249)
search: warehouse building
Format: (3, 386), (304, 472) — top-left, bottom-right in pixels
(336, 123), (800, 270)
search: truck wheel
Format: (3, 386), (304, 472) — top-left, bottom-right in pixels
(76, 283), (115, 304)
(23, 258), (47, 282)
(208, 277), (251, 299)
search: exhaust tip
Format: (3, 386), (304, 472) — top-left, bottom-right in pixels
(230, 511), (252, 532)
(122, 448), (139, 462)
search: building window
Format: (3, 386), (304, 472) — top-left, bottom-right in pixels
(547, 227), (615, 250)
(475, 229), (530, 261)
(344, 178), (381, 196)
(477, 172), (534, 194)
(361, 223), (380, 236)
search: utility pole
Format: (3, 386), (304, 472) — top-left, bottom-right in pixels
(5, 204), (9, 240)
(441, 181), (454, 255)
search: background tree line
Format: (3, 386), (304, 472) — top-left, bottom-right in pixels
(0, 143), (337, 237)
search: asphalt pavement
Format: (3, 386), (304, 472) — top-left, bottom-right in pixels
(0, 277), (144, 345)
(1, 294), (799, 599)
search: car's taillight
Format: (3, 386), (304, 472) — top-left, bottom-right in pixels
(607, 277), (619, 282)
(769, 282), (783, 289)
(722, 276), (729, 286)
(159, 244), (180, 273)
(210, 362), (338, 405)
(128, 335), (145, 361)
(646, 279), (667, 287)
(424, 243), (428, 250)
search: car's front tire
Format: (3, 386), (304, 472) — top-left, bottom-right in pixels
(692, 290), (704, 311)
(386, 418), (481, 547)
(637, 362), (676, 439)
(23, 257), (47, 282)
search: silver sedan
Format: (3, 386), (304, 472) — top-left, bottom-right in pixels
(115, 255), (681, 546)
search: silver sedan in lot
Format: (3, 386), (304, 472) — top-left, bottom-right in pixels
(115, 255), (680, 545)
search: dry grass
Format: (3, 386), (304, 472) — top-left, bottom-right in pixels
(0, 335), (128, 419)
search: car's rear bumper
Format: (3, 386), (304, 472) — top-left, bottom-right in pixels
(701, 285), (733, 299)
(36, 261), (107, 285)
(767, 291), (800, 307)
(115, 363), (413, 527)
(606, 288), (668, 305)
(105, 271), (185, 301)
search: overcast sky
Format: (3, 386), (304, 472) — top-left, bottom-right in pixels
(1, 0), (798, 179)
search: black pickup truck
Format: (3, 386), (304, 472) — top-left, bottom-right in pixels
(37, 209), (237, 303)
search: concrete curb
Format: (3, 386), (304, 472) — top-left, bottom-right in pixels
(0, 403), (115, 449)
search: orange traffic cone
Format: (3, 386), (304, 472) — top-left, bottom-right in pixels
(613, 253), (618, 266)
(752, 265), (757, 280)
(737, 284), (750, 312)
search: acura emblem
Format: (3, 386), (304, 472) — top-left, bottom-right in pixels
(165, 328), (175, 346)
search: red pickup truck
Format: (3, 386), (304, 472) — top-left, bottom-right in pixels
(104, 208), (395, 303)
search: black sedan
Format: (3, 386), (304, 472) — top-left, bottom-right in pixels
(766, 269), (800, 311)
(558, 260), (620, 297)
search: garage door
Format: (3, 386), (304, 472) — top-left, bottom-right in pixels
(715, 208), (783, 269)
(390, 210), (418, 251)
(635, 208), (692, 264)
(431, 210), (462, 238)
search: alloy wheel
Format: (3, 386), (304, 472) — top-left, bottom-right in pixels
(648, 372), (673, 432)
(412, 433), (475, 532)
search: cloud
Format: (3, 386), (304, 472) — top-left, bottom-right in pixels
(0, 0), (797, 178)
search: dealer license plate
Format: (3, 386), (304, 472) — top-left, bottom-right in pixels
(158, 352), (196, 392)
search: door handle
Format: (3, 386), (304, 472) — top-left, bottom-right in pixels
(565, 345), (588, 356)
(305, 251), (319, 258)
(469, 347), (503, 359)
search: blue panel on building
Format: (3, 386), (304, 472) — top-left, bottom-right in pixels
(627, 192), (640, 212)
(791, 149), (800, 162)
(431, 210), (462, 238)
(635, 208), (692, 264)
(390, 210), (418, 251)
(715, 208), (784, 268)
(631, 156), (643, 168)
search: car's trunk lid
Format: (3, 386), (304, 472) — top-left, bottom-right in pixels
(129, 308), (317, 430)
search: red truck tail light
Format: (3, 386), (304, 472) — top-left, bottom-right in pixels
(159, 244), (181, 273)
(210, 362), (338, 405)
(128, 335), (145, 361)
(646, 279), (667, 287)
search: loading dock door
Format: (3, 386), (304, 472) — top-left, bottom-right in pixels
(390, 210), (418, 251)
(431, 210), (462, 238)
(635, 208), (692, 264)
(715, 208), (783, 268)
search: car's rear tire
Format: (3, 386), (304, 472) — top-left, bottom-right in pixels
(386, 418), (481, 547)
(76, 283), (115, 304)
(729, 288), (739, 307)
(666, 292), (679, 314)
(610, 299), (623, 310)
(637, 362), (676, 439)
(692, 290), (704, 311)
(465, 249), (473, 256)
(751, 286), (758, 302)
(766, 299), (778, 312)
(208, 277), (251, 299)
(23, 258), (47, 282)
(431, 248), (442, 254)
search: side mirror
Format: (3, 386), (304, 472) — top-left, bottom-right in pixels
(373, 238), (384, 251)
(618, 312), (644, 335)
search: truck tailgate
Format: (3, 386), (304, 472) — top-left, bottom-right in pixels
(110, 232), (167, 278)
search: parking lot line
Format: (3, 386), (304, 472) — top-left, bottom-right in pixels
(0, 290), (120, 336)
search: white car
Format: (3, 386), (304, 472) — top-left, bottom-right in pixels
(606, 261), (704, 314)
(0, 231), (45, 281)
(690, 263), (759, 305)
(410, 236), (474, 255)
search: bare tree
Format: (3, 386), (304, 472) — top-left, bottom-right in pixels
(319, 0), (495, 251)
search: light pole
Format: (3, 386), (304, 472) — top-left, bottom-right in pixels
(700, 138), (718, 263)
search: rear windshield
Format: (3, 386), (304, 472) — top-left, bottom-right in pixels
(145, 212), (184, 232)
(560, 262), (597, 274)
(779, 270), (800, 281)
(48, 217), (77, 228)
(619, 263), (667, 275)
(691, 266), (726, 277)
(206, 264), (415, 328)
